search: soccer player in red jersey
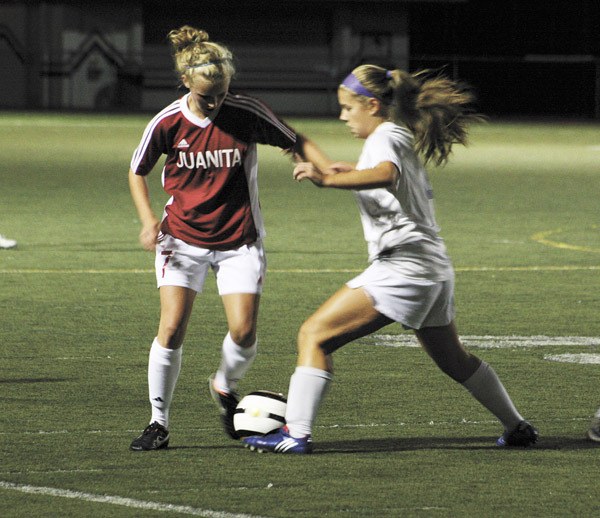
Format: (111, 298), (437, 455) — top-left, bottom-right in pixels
(128, 26), (302, 450)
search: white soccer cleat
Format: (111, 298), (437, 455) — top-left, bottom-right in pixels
(0, 235), (17, 249)
(587, 413), (600, 443)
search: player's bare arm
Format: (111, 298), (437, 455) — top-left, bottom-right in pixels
(294, 134), (335, 172)
(294, 160), (397, 190)
(128, 168), (160, 251)
(328, 161), (356, 173)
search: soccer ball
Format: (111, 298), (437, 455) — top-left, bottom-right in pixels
(233, 390), (287, 437)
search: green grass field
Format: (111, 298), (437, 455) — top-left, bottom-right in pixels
(1, 112), (599, 517)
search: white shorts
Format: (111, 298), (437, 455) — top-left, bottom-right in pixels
(155, 234), (266, 295)
(346, 260), (455, 330)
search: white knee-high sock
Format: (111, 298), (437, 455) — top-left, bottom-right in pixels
(148, 338), (182, 428)
(461, 361), (524, 431)
(213, 333), (257, 393)
(285, 366), (333, 438)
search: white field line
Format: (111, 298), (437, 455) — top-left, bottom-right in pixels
(0, 481), (270, 518)
(373, 335), (600, 349)
(44, 335), (599, 362)
(0, 265), (599, 274)
(544, 353), (600, 365)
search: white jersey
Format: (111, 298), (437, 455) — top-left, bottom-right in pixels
(354, 122), (453, 281)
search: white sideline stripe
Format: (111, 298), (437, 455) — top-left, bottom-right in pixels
(544, 353), (600, 365)
(0, 265), (599, 274)
(373, 335), (600, 349)
(0, 481), (269, 518)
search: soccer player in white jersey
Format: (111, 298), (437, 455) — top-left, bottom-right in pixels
(128, 26), (302, 450)
(243, 64), (538, 454)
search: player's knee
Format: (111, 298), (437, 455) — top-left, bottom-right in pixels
(229, 325), (257, 348)
(298, 319), (316, 346)
(297, 318), (329, 352)
(436, 352), (480, 383)
(157, 329), (184, 349)
(157, 319), (187, 348)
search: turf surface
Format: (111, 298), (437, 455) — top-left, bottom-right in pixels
(1, 113), (599, 517)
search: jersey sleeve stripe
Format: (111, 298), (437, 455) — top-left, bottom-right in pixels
(224, 94), (296, 143)
(130, 101), (181, 173)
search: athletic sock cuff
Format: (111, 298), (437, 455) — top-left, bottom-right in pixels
(295, 366), (333, 380)
(461, 360), (489, 390)
(223, 333), (257, 358)
(151, 338), (182, 361)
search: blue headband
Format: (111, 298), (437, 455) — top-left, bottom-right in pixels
(340, 73), (377, 98)
(340, 71), (393, 98)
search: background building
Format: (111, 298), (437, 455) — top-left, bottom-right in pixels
(1, 0), (599, 117)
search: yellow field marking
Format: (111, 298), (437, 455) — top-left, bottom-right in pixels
(531, 226), (600, 253)
(454, 265), (599, 272)
(0, 269), (155, 274)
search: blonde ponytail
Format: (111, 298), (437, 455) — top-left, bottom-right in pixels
(345, 65), (483, 166)
(410, 72), (483, 166)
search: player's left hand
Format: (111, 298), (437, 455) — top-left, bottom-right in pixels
(293, 162), (325, 186)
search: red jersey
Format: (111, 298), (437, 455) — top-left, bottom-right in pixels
(130, 92), (296, 250)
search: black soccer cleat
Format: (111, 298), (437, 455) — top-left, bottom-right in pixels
(209, 374), (241, 440)
(130, 421), (170, 451)
(496, 420), (538, 447)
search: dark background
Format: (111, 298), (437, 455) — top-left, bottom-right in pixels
(409, 0), (600, 117)
(141, 0), (600, 118)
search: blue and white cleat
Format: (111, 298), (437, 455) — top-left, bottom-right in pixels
(496, 420), (538, 447)
(243, 426), (313, 454)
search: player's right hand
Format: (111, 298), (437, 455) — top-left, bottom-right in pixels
(139, 221), (160, 251)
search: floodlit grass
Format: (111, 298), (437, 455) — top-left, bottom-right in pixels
(0, 113), (599, 517)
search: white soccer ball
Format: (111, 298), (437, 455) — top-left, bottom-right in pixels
(233, 390), (287, 437)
